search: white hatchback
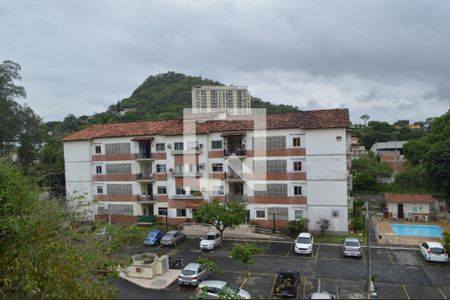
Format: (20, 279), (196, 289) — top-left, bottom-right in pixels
(295, 232), (314, 255)
(419, 242), (448, 263)
(200, 232), (221, 251)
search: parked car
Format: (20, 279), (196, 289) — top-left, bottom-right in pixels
(178, 263), (211, 286)
(309, 292), (336, 299)
(419, 242), (448, 263)
(200, 232), (221, 251)
(273, 270), (300, 298)
(144, 230), (165, 246)
(342, 238), (362, 257)
(195, 280), (251, 299)
(294, 232), (314, 255)
(160, 230), (186, 246)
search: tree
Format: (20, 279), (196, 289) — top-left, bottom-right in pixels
(360, 114), (370, 127)
(194, 200), (246, 238)
(196, 256), (222, 274)
(284, 218), (309, 238)
(352, 152), (392, 191)
(230, 242), (263, 277)
(316, 219), (330, 236)
(0, 162), (144, 298)
(37, 138), (65, 196)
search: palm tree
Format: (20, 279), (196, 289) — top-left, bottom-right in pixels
(360, 114), (370, 127)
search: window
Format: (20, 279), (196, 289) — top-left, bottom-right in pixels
(157, 186), (167, 194)
(174, 165), (183, 173)
(256, 210), (266, 219)
(267, 207), (289, 220)
(336, 136), (342, 141)
(293, 161), (302, 171)
(97, 185), (104, 194)
(107, 204), (133, 216)
(212, 163), (223, 172)
(97, 205), (106, 214)
(106, 184), (132, 195)
(252, 136), (286, 150)
(211, 140), (222, 149)
(158, 207), (168, 216)
(188, 141), (199, 150)
(293, 137), (301, 147)
(174, 142), (184, 151)
(95, 145), (101, 154)
(156, 164), (166, 173)
(106, 163), (131, 174)
(156, 143), (165, 151)
(254, 184), (288, 196)
(213, 186), (224, 195)
(254, 160), (286, 173)
(176, 209), (186, 217)
(96, 165), (102, 174)
(176, 188), (186, 195)
(294, 186), (302, 196)
(294, 210), (304, 220)
(189, 164), (199, 172)
(105, 143), (130, 154)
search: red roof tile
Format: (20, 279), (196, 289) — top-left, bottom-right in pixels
(62, 109), (349, 141)
(384, 193), (433, 203)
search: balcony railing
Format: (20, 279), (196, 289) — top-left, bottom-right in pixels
(137, 194), (155, 202)
(136, 173), (155, 181)
(172, 193), (203, 200)
(224, 148), (247, 157)
(172, 170), (202, 178)
(137, 215), (157, 224)
(225, 171), (244, 181)
(225, 194), (248, 203)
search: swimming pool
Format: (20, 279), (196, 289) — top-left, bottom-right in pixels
(391, 224), (444, 238)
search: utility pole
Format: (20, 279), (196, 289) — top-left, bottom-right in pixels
(366, 201), (377, 299)
(272, 213), (276, 233)
(165, 212), (169, 232)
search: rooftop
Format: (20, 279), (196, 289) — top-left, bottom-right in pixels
(385, 193), (433, 203)
(62, 109), (349, 141)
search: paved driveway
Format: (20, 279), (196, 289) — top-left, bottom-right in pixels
(117, 239), (450, 299)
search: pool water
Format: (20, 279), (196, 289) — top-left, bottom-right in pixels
(391, 224), (444, 238)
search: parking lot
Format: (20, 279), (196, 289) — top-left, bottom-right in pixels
(117, 238), (450, 299)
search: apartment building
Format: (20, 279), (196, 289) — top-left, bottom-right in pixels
(191, 85), (251, 115)
(63, 109), (351, 233)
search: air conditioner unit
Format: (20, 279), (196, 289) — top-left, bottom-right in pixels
(167, 144), (172, 149)
(332, 210), (339, 217)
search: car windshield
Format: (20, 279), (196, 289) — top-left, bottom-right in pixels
(148, 232), (158, 238)
(205, 235), (215, 240)
(224, 283), (240, 294)
(297, 237), (310, 244)
(165, 234), (174, 238)
(182, 269), (196, 276)
(345, 241), (359, 247)
(431, 247), (445, 254)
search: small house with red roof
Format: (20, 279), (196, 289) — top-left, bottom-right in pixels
(385, 193), (433, 221)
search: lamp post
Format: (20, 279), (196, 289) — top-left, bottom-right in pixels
(272, 213), (276, 233)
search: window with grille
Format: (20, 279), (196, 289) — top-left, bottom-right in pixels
(106, 184), (132, 195)
(177, 209), (186, 217)
(252, 136), (286, 150)
(95, 145), (101, 154)
(97, 205), (106, 214)
(157, 186), (167, 194)
(106, 163), (132, 174)
(105, 143), (130, 154)
(174, 165), (183, 173)
(156, 143), (165, 151)
(107, 204), (133, 216)
(256, 210), (266, 219)
(176, 188), (186, 195)
(156, 164), (166, 173)
(294, 210), (304, 220)
(158, 207), (168, 216)
(174, 142), (184, 151)
(254, 184), (287, 196)
(293, 161), (302, 171)
(267, 207), (289, 220)
(96, 165), (102, 174)
(212, 163), (223, 172)
(254, 160), (286, 173)
(97, 185), (104, 194)
(293, 137), (301, 147)
(294, 186), (302, 196)
(211, 140), (222, 149)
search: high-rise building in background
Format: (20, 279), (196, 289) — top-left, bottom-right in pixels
(192, 85), (252, 115)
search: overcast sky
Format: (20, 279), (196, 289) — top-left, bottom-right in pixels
(1, 0), (449, 124)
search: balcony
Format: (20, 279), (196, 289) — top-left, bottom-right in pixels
(225, 194), (248, 203)
(172, 192), (203, 200)
(171, 144), (203, 155)
(224, 148), (247, 157)
(225, 171), (244, 182)
(136, 152), (155, 161)
(172, 171), (202, 178)
(137, 215), (157, 224)
(137, 194), (155, 203)
(136, 173), (155, 182)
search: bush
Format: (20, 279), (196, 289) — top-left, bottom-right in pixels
(444, 232), (450, 252)
(284, 218), (308, 238)
(352, 200), (365, 232)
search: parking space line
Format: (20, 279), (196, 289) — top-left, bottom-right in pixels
(336, 286), (340, 299)
(438, 288), (447, 299)
(263, 242), (271, 255)
(386, 248), (394, 263)
(240, 277), (248, 289)
(269, 275), (276, 299)
(302, 276), (307, 299)
(286, 244), (293, 257)
(412, 250), (424, 266)
(314, 244), (320, 262)
(402, 285), (410, 299)
(223, 270), (274, 276)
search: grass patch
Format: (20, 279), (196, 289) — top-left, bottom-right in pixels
(314, 232), (367, 244)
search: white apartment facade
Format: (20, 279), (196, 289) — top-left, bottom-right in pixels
(191, 85), (251, 115)
(63, 109), (351, 233)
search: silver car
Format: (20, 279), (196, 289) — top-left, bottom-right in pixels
(342, 238), (362, 257)
(178, 263), (211, 286)
(196, 280), (251, 299)
(160, 230), (186, 246)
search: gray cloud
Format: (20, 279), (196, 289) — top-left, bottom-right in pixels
(0, 0), (449, 123)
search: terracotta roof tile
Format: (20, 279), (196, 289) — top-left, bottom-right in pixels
(62, 109), (349, 141)
(384, 193), (433, 203)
